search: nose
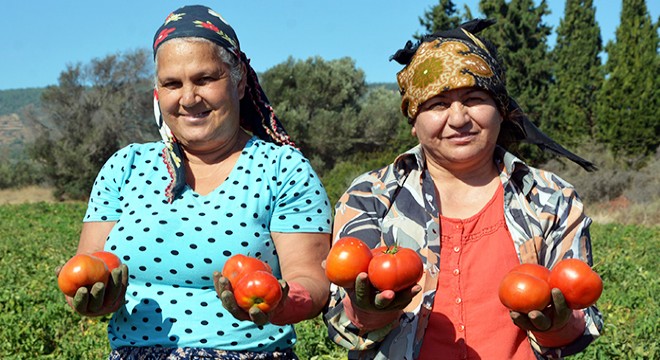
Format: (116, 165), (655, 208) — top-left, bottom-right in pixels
(180, 84), (200, 107)
(446, 101), (469, 127)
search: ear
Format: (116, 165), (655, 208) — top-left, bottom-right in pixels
(411, 125), (417, 137)
(237, 62), (248, 100)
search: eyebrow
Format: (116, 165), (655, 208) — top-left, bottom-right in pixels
(435, 88), (487, 99)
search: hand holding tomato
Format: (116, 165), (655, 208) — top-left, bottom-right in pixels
(325, 237), (373, 288)
(91, 251), (122, 272)
(350, 272), (422, 313)
(509, 287), (572, 333)
(57, 253), (128, 317)
(221, 254), (273, 285)
(498, 266), (552, 314)
(501, 259), (601, 334)
(213, 270), (288, 326)
(368, 245), (424, 292)
(548, 258), (603, 310)
(233, 271), (283, 313)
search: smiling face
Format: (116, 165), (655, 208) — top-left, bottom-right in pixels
(412, 87), (502, 171)
(155, 39), (246, 153)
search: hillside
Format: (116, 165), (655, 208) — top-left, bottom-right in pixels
(0, 113), (34, 156)
(0, 88), (43, 116)
(0, 88), (44, 156)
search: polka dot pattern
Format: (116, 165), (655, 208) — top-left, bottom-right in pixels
(84, 137), (331, 351)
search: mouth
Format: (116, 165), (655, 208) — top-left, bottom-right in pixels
(444, 132), (478, 145)
(180, 110), (212, 120)
(446, 132), (476, 140)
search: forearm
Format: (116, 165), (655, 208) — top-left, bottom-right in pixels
(531, 310), (586, 348)
(292, 275), (330, 315)
(342, 296), (401, 333)
(269, 277), (328, 325)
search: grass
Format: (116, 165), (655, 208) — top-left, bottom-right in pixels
(0, 202), (657, 359)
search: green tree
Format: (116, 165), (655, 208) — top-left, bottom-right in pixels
(543, 0), (603, 148)
(28, 49), (155, 200)
(596, 0), (659, 165)
(479, 0), (552, 123)
(261, 56), (405, 173)
(355, 87), (409, 152)
(478, 0), (553, 163)
(417, 0), (472, 37)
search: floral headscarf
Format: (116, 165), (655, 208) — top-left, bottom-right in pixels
(152, 5), (295, 202)
(391, 19), (596, 171)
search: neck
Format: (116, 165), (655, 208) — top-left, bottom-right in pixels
(424, 150), (501, 218)
(183, 130), (250, 166)
(425, 151), (498, 186)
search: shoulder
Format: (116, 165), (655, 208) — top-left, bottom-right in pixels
(244, 138), (317, 177)
(92, 142), (165, 187)
(347, 146), (422, 193)
(105, 142), (164, 162)
(497, 147), (575, 192)
(245, 138), (307, 161)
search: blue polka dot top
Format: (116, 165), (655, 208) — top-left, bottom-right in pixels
(83, 137), (332, 352)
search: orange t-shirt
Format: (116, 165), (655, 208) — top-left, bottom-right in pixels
(418, 185), (536, 360)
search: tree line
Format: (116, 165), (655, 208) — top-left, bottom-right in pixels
(2, 0), (658, 202)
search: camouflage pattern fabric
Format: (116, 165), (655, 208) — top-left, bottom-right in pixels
(325, 145), (603, 360)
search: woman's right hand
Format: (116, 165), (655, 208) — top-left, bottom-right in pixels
(340, 272), (420, 332)
(58, 264), (129, 317)
(351, 272), (421, 312)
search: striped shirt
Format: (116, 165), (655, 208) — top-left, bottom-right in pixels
(325, 145), (603, 359)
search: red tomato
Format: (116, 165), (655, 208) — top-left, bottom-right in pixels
(371, 246), (388, 256)
(222, 254), (272, 286)
(325, 237), (373, 288)
(233, 270), (283, 313)
(548, 258), (603, 309)
(91, 251), (122, 271)
(368, 245), (424, 292)
(57, 254), (110, 297)
(510, 263), (551, 282)
(498, 271), (552, 313)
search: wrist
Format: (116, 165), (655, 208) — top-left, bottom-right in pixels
(532, 310), (586, 348)
(268, 282), (314, 325)
(342, 296), (401, 332)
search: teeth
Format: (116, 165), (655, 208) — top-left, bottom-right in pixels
(186, 111), (209, 118)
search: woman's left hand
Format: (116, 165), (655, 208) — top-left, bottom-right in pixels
(212, 271), (289, 326)
(509, 288), (572, 332)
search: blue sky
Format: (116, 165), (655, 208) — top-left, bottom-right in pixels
(1, 1), (658, 90)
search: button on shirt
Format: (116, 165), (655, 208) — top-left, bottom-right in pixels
(418, 185), (536, 360)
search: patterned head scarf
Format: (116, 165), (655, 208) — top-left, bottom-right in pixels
(152, 5), (295, 202)
(391, 19), (596, 171)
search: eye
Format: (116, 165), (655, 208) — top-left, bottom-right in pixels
(422, 99), (449, 111)
(159, 80), (181, 90)
(464, 96), (486, 105)
(198, 76), (216, 84)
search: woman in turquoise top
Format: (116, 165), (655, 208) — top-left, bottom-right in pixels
(61, 5), (332, 359)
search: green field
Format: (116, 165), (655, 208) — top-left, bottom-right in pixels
(1, 203), (657, 359)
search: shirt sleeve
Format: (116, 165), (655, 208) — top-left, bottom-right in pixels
(269, 146), (332, 234)
(83, 145), (136, 222)
(532, 184), (603, 358)
(325, 170), (397, 351)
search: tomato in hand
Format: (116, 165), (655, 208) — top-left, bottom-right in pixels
(58, 254), (110, 297)
(325, 237), (373, 288)
(222, 254), (272, 286)
(368, 245), (424, 292)
(509, 263), (551, 282)
(233, 270), (283, 313)
(91, 251), (122, 271)
(371, 246), (388, 256)
(498, 271), (551, 313)
(548, 258), (603, 309)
